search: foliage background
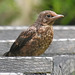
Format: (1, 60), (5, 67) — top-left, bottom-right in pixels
(0, 0), (20, 25)
(0, 0), (75, 25)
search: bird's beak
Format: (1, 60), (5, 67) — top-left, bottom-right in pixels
(52, 14), (64, 20)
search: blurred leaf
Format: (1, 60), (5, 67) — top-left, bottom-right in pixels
(0, 0), (20, 25)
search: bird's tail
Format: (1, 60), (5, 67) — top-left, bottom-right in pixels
(3, 52), (10, 56)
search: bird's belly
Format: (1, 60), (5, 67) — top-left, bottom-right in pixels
(34, 30), (53, 56)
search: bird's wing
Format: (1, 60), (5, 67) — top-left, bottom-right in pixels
(9, 28), (36, 53)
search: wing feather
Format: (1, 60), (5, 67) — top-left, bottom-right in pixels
(9, 28), (36, 53)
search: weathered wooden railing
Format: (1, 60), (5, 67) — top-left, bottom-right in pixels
(0, 26), (75, 75)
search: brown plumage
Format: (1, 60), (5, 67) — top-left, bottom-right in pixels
(4, 10), (64, 56)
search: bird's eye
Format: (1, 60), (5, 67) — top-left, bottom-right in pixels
(46, 15), (51, 18)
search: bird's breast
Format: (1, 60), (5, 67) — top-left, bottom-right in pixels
(30, 25), (53, 55)
(37, 26), (53, 40)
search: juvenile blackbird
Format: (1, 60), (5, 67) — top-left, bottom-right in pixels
(4, 10), (64, 56)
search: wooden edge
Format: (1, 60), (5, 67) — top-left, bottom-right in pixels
(0, 73), (23, 75)
(0, 73), (51, 75)
(1, 38), (75, 43)
(0, 57), (53, 60)
(0, 26), (75, 30)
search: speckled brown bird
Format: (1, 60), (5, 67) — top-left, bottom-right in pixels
(4, 10), (64, 56)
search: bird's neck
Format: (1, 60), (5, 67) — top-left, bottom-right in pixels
(34, 18), (54, 26)
(41, 23), (53, 26)
(33, 22), (53, 32)
(33, 22), (53, 29)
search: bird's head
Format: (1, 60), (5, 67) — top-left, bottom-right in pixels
(37, 10), (64, 25)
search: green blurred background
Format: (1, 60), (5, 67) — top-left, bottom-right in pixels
(0, 0), (75, 26)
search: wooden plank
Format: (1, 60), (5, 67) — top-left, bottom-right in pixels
(0, 29), (75, 40)
(0, 57), (53, 73)
(44, 40), (75, 56)
(0, 40), (75, 56)
(54, 55), (75, 75)
(0, 26), (75, 40)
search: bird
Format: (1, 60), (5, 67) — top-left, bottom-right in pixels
(3, 10), (64, 56)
